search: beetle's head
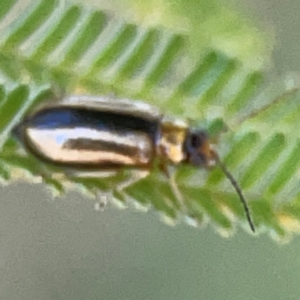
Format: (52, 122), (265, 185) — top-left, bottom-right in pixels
(184, 129), (216, 167)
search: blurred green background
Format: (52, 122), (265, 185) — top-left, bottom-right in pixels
(1, 1), (300, 299)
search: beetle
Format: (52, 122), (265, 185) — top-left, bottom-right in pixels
(13, 95), (255, 232)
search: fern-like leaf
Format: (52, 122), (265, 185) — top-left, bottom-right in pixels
(0, 0), (298, 240)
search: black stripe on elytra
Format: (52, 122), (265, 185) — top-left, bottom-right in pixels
(63, 135), (152, 158)
(26, 107), (160, 142)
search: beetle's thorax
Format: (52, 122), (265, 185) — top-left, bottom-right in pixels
(157, 118), (216, 167)
(156, 118), (188, 164)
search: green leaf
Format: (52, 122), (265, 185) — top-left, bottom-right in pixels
(0, 0), (298, 240)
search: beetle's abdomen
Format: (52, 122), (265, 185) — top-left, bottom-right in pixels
(16, 107), (160, 169)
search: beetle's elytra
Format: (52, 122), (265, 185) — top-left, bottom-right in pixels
(13, 95), (255, 232)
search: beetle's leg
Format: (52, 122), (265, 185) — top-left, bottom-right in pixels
(112, 170), (150, 207)
(94, 193), (111, 211)
(67, 170), (118, 178)
(158, 161), (170, 178)
(161, 165), (189, 217)
(115, 170), (149, 191)
(231, 87), (299, 128)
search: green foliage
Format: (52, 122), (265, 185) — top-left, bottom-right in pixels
(0, 0), (298, 240)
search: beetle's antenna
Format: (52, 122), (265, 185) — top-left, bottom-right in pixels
(212, 152), (255, 232)
(232, 87), (299, 128)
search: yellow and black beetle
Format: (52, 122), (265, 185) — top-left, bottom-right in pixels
(13, 95), (255, 232)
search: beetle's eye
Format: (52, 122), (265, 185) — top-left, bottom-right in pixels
(191, 134), (200, 148)
(190, 131), (207, 149)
